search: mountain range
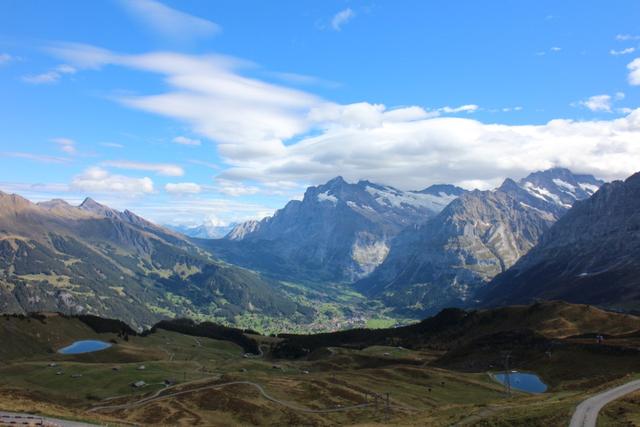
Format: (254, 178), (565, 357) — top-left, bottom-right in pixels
(481, 171), (640, 312)
(167, 221), (237, 239)
(0, 193), (309, 329)
(354, 168), (604, 316)
(208, 177), (465, 282)
(2, 166), (640, 331)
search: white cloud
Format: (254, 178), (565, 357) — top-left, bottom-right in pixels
(575, 94), (614, 112)
(165, 182), (202, 194)
(51, 137), (76, 154)
(438, 104), (479, 114)
(71, 167), (154, 196)
(616, 34), (640, 41)
(101, 160), (184, 176)
(173, 136), (201, 146)
(218, 108), (640, 191)
(628, 58), (640, 85)
(550, 46), (562, 52)
(610, 47), (636, 56)
(22, 64), (76, 84)
(50, 44), (321, 159)
(501, 106), (523, 112)
(0, 53), (12, 65)
(119, 0), (220, 41)
(48, 44), (640, 194)
(331, 8), (355, 31)
(214, 178), (260, 196)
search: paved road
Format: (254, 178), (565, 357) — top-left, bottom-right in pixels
(88, 380), (373, 414)
(569, 379), (640, 427)
(0, 411), (98, 427)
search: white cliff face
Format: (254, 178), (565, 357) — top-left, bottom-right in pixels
(350, 236), (390, 277)
(356, 168), (605, 317)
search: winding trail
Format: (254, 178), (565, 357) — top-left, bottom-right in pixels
(569, 379), (640, 427)
(88, 380), (373, 414)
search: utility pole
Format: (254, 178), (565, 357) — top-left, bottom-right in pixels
(385, 392), (390, 422)
(504, 352), (512, 397)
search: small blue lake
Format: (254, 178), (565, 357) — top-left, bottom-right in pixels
(57, 340), (112, 355)
(493, 371), (547, 393)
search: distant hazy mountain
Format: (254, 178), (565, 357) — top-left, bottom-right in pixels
(355, 168), (604, 317)
(0, 193), (308, 329)
(168, 221), (237, 239)
(211, 176), (466, 282)
(481, 171), (640, 312)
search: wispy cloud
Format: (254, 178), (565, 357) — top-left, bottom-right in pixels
(610, 47), (636, 56)
(616, 34), (640, 41)
(438, 104), (479, 114)
(270, 71), (340, 89)
(72, 167), (153, 196)
(51, 137), (76, 154)
(189, 159), (220, 170)
(214, 178), (260, 196)
(165, 182), (202, 194)
(331, 8), (355, 31)
(101, 160), (184, 176)
(535, 47), (562, 56)
(22, 64), (76, 84)
(0, 152), (70, 164)
(100, 142), (125, 148)
(0, 53), (13, 65)
(119, 0), (220, 41)
(172, 136), (201, 146)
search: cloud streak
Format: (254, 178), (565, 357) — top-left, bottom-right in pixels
(22, 64), (76, 84)
(101, 160), (184, 176)
(119, 0), (220, 41)
(165, 182), (202, 194)
(331, 8), (355, 31)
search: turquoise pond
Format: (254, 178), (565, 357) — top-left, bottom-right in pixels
(493, 371), (548, 393)
(57, 340), (112, 354)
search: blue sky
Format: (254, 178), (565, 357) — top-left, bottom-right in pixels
(1, 0), (640, 226)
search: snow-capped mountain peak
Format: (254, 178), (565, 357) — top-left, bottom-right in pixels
(517, 167), (604, 208)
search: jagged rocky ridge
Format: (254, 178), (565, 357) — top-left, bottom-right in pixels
(481, 171), (640, 312)
(355, 168), (604, 317)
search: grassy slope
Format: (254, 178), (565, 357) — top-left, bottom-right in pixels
(0, 304), (639, 425)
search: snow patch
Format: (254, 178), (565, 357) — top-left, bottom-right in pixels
(552, 179), (576, 193)
(317, 191), (338, 205)
(579, 182), (600, 194)
(365, 186), (457, 213)
(522, 182), (571, 208)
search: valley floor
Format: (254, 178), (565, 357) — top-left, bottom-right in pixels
(1, 309), (640, 426)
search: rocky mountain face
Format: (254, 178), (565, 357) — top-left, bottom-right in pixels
(0, 193), (309, 329)
(355, 168), (604, 317)
(214, 177), (465, 282)
(168, 221), (237, 239)
(481, 171), (640, 312)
